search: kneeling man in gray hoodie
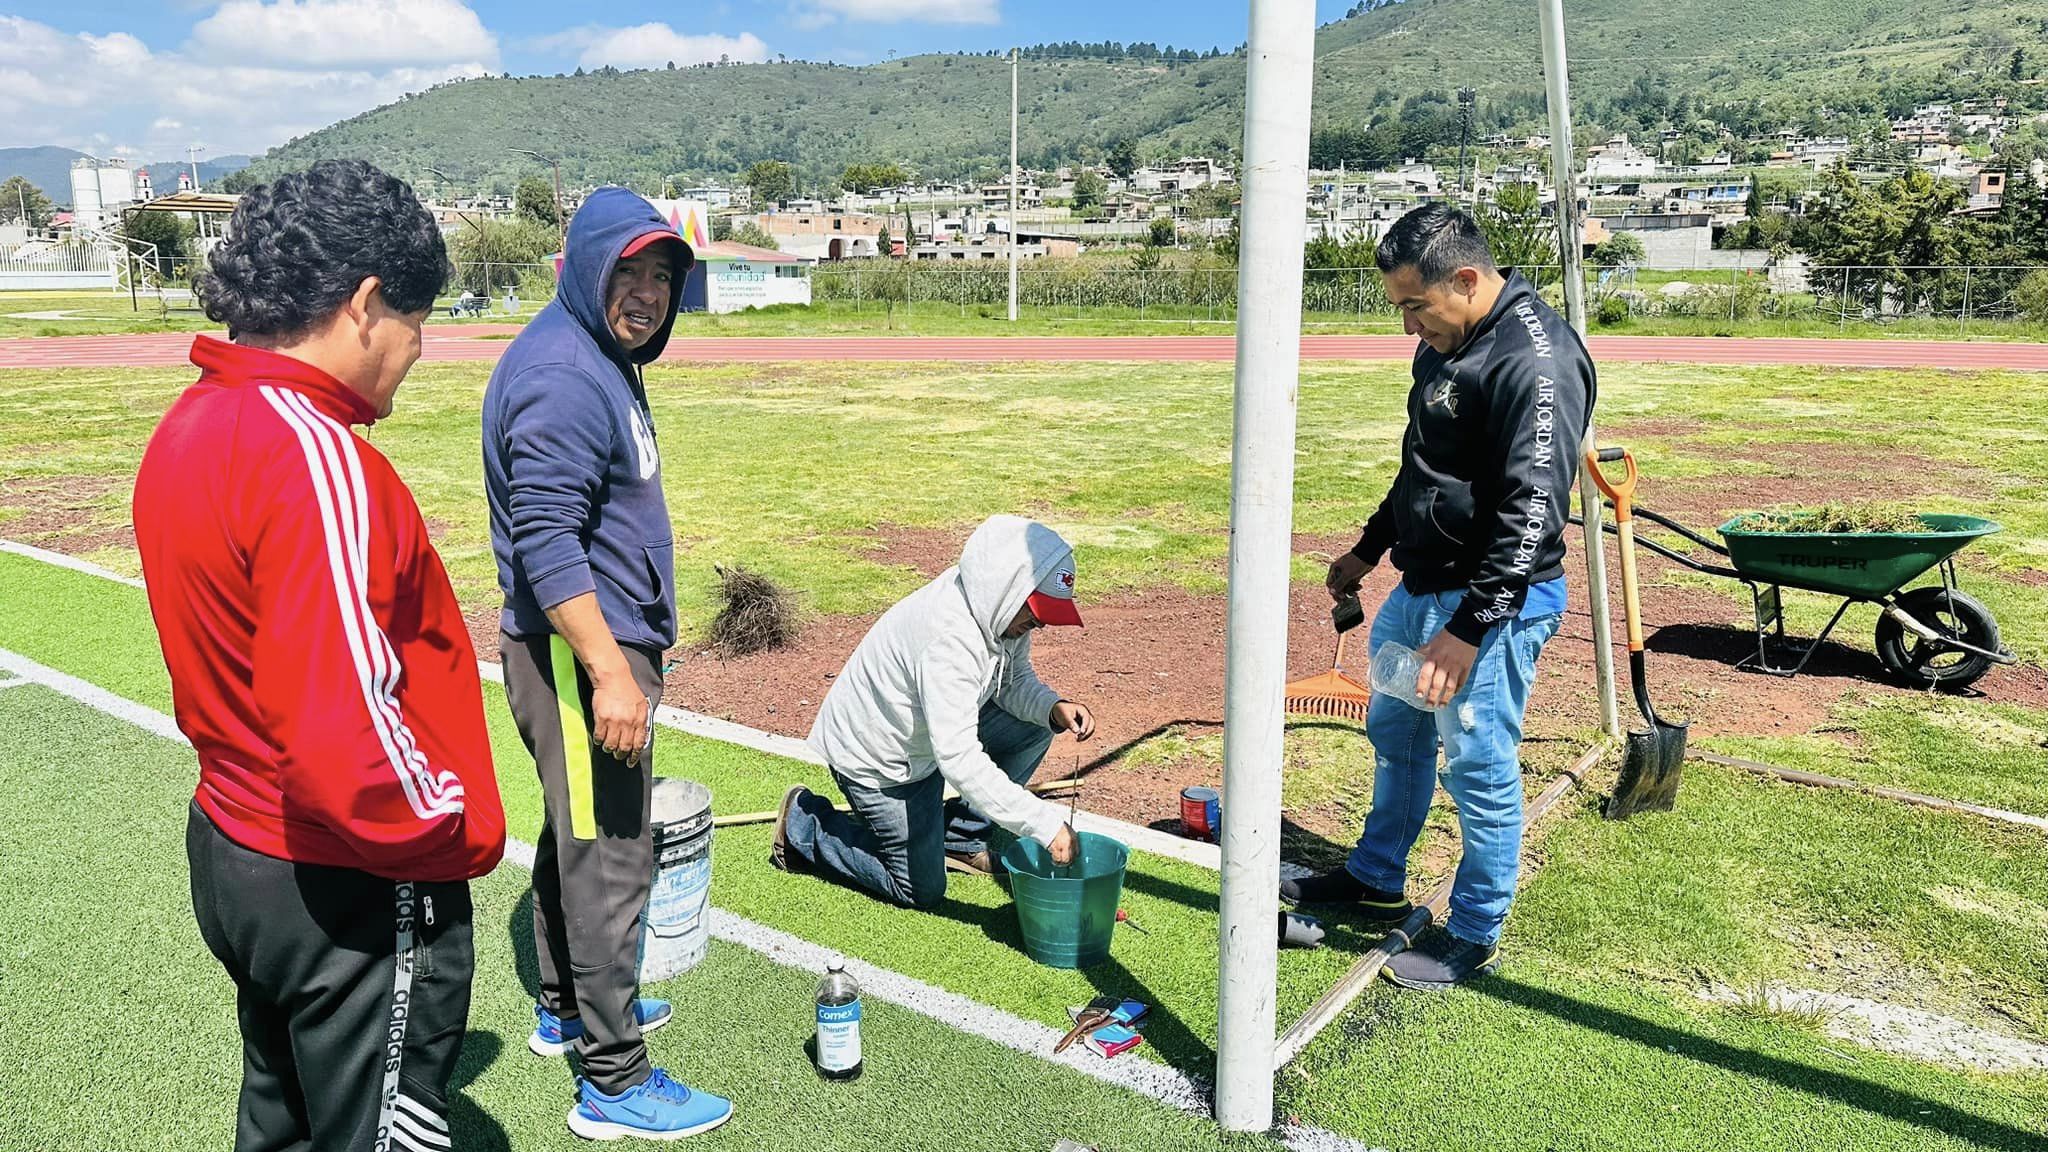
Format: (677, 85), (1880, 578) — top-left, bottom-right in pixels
(772, 515), (1094, 908)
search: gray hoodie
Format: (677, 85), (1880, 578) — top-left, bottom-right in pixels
(807, 516), (1072, 847)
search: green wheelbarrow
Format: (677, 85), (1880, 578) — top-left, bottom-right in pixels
(1580, 493), (2018, 693)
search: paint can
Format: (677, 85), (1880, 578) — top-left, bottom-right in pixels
(1180, 786), (1220, 841)
(638, 777), (713, 982)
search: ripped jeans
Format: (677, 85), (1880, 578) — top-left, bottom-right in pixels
(1344, 583), (1563, 947)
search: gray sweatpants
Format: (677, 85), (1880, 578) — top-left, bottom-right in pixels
(501, 631), (662, 1095)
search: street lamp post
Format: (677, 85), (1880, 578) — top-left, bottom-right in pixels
(509, 148), (568, 251)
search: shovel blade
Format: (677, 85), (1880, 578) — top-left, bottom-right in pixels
(1604, 720), (1690, 820)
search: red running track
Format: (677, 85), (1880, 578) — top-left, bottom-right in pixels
(3, 327), (2044, 370)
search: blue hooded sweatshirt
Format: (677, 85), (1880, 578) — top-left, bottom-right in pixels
(482, 187), (692, 651)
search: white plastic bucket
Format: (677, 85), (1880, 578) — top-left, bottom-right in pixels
(637, 778), (713, 983)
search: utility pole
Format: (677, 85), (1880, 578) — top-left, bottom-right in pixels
(1334, 159), (1344, 235)
(1216, 0), (1315, 1132)
(509, 148), (568, 253)
(1457, 86), (1477, 207)
(1008, 46), (1019, 322)
(1539, 0), (1621, 739)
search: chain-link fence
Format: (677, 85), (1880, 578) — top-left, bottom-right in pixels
(99, 257), (562, 319)
(69, 254), (2048, 334)
(806, 260), (2048, 332)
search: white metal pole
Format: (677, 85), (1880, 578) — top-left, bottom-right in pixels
(1216, 0), (1315, 1132)
(1008, 47), (1020, 323)
(1539, 0), (1621, 739)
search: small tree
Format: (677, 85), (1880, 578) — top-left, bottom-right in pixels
(1478, 182), (1559, 287)
(729, 221), (779, 250)
(515, 176), (558, 226)
(1106, 138), (1140, 180)
(876, 223), (894, 257)
(1072, 169), (1107, 210)
(711, 215), (733, 242)
(1148, 215), (1177, 247)
(1591, 231), (1646, 268)
(0, 176), (54, 228)
(746, 160), (797, 207)
(122, 210), (192, 277)
(841, 162), (907, 195)
(450, 217), (559, 294)
(1745, 181), (1765, 222)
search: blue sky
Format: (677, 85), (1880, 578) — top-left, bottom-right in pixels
(2, 1), (1363, 160)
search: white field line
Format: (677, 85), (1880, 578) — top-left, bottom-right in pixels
(0, 540), (145, 587)
(0, 676), (26, 690)
(0, 640), (1377, 1152)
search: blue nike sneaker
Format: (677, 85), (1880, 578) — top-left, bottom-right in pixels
(529, 999), (674, 1057)
(566, 1067), (733, 1141)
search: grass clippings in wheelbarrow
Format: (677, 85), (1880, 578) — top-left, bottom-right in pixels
(1730, 502), (1931, 535)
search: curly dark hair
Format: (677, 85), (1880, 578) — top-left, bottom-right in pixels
(197, 159), (448, 338)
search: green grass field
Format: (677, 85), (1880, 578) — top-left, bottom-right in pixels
(0, 685), (1274, 1152)
(5, 517), (2046, 1148)
(4, 351), (2047, 1149)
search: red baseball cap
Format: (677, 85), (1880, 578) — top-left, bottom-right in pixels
(1025, 563), (1082, 627)
(620, 228), (694, 269)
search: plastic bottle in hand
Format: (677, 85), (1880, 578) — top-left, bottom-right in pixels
(1369, 641), (1442, 712)
(814, 955), (863, 1081)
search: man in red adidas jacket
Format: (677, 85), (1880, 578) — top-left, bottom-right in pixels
(133, 159), (505, 1152)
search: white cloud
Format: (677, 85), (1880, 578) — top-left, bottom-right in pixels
(0, 9), (495, 158)
(543, 23), (771, 71)
(187, 0), (497, 69)
(800, 0), (999, 24)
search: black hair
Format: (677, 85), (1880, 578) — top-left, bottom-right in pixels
(1374, 202), (1497, 285)
(197, 159), (448, 338)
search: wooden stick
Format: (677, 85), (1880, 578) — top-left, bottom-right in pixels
(1692, 751), (2048, 833)
(1272, 739), (1609, 1070)
(711, 777), (1084, 829)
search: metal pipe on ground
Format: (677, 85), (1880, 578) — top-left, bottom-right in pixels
(1271, 739), (1610, 1070)
(1692, 751), (2048, 834)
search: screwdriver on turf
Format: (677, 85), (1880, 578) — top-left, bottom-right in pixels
(1116, 908), (1149, 935)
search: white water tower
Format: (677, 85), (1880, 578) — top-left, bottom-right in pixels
(97, 160), (134, 214)
(67, 158), (137, 231)
(70, 159), (105, 230)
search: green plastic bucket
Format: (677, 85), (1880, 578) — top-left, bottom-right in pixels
(1000, 831), (1128, 969)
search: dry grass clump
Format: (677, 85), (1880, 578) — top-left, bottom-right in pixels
(707, 564), (801, 656)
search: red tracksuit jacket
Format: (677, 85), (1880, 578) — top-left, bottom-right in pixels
(134, 336), (505, 882)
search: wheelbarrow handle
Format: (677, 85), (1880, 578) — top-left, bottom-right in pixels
(1584, 446), (1638, 522)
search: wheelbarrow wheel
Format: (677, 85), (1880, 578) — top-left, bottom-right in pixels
(1874, 587), (1999, 692)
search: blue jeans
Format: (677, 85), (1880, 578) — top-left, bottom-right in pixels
(783, 701), (1054, 909)
(1345, 583), (1562, 947)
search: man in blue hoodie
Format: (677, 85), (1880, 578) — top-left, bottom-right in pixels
(484, 188), (733, 1141)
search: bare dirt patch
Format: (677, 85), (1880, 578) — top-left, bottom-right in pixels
(0, 475), (134, 556)
(624, 520), (2046, 839)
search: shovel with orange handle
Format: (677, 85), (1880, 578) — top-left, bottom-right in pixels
(1585, 445), (1690, 819)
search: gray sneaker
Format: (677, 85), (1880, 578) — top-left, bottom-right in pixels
(1384, 930), (1500, 991)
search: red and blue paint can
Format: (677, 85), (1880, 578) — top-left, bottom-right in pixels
(1180, 787), (1221, 841)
